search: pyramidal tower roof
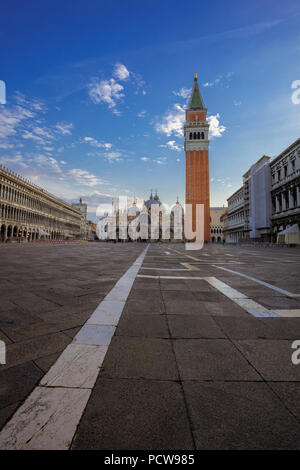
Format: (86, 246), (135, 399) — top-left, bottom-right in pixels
(188, 73), (205, 109)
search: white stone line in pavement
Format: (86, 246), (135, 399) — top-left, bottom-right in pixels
(164, 251), (171, 255)
(86, 300), (125, 326)
(0, 387), (91, 450)
(74, 325), (116, 346)
(0, 245), (149, 450)
(141, 267), (188, 271)
(273, 309), (300, 317)
(213, 265), (300, 298)
(180, 262), (200, 271)
(137, 274), (284, 317)
(204, 277), (277, 316)
(137, 274), (206, 280)
(41, 344), (108, 388)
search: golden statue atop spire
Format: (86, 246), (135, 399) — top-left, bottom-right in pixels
(194, 72), (198, 79)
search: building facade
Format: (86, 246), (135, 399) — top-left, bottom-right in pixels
(245, 155), (272, 239)
(223, 187), (245, 242)
(224, 138), (300, 243)
(184, 74), (210, 241)
(0, 165), (82, 242)
(71, 198), (94, 240)
(270, 138), (300, 240)
(210, 207), (227, 242)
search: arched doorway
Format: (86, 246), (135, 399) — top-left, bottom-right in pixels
(211, 236), (215, 243)
(1, 224), (6, 242)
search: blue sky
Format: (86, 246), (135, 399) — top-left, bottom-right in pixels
(1, 0), (300, 220)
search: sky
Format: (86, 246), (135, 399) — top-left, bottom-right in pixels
(0, 0), (300, 221)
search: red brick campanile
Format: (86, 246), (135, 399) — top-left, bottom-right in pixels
(184, 74), (210, 242)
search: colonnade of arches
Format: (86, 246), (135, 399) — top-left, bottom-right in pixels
(0, 223), (65, 242)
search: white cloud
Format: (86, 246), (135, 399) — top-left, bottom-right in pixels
(0, 153), (27, 168)
(207, 113), (226, 138)
(0, 105), (34, 139)
(105, 151), (123, 162)
(176, 158), (180, 162)
(155, 104), (185, 137)
(60, 160), (67, 165)
(155, 157), (167, 165)
(55, 122), (74, 135)
(233, 100), (242, 106)
(89, 78), (124, 109)
(22, 130), (46, 144)
(82, 136), (112, 149)
(160, 140), (181, 151)
(67, 168), (104, 187)
(173, 87), (191, 99)
(32, 126), (53, 139)
(0, 143), (14, 149)
(203, 72), (234, 88)
(137, 110), (147, 118)
(114, 63), (130, 81)
(140, 157), (149, 161)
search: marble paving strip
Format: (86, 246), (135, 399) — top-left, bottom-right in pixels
(273, 309), (300, 318)
(41, 344), (108, 388)
(0, 245), (149, 450)
(180, 262), (200, 271)
(0, 387), (91, 450)
(137, 274), (288, 317)
(141, 267), (188, 271)
(214, 265), (300, 298)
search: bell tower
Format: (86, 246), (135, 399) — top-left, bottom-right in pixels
(184, 73), (210, 242)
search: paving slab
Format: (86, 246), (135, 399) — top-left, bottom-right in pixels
(74, 325), (115, 346)
(0, 386), (91, 450)
(116, 314), (170, 338)
(72, 379), (194, 450)
(2, 332), (70, 371)
(234, 339), (300, 381)
(268, 382), (300, 419)
(123, 299), (165, 315)
(168, 315), (226, 339)
(165, 299), (247, 316)
(100, 336), (178, 380)
(0, 362), (43, 409)
(173, 339), (260, 380)
(214, 316), (300, 339)
(41, 344), (107, 388)
(183, 381), (300, 449)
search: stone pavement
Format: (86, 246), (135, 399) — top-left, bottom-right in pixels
(0, 242), (300, 449)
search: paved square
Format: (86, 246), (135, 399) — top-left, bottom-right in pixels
(1, 241), (300, 449)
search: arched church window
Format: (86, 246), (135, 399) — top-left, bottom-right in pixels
(189, 132), (192, 140)
(201, 132), (205, 139)
(193, 132), (197, 139)
(197, 132), (200, 139)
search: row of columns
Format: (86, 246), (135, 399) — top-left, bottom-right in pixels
(273, 185), (300, 213)
(0, 223), (64, 242)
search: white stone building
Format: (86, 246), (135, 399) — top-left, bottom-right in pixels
(0, 165), (82, 242)
(270, 138), (300, 241)
(210, 207), (227, 242)
(223, 186), (245, 242)
(245, 155), (272, 239)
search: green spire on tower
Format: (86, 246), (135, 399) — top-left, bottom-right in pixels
(188, 73), (205, 109)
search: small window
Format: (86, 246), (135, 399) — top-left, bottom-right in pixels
(189, 132), (192, 140)
(197, 132), (200, 139)
(193, 132), (197, 139)
(284, 166), (287, 177)
(201, 132), (205, 139)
